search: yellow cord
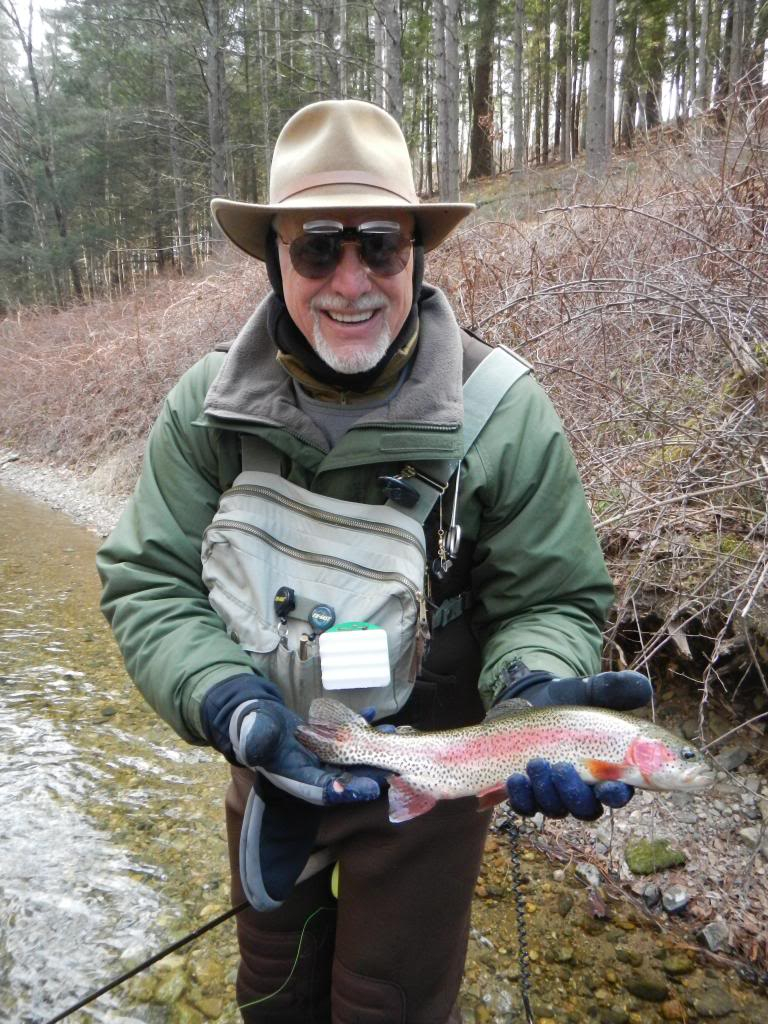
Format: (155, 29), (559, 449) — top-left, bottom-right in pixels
(238, 906), (333, 1010)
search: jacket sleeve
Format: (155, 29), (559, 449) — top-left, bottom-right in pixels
(466, 373), (615, 708)
(96, 354), (254, 744)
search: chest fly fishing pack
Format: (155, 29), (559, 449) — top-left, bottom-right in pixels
(201, 346), (530, 721)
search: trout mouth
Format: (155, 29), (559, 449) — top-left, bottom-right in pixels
(680, 764), (716, 790)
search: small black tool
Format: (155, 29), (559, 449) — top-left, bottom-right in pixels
(273, 586), (296, 621)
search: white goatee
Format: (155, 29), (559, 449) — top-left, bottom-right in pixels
(310, 295), (392, 374)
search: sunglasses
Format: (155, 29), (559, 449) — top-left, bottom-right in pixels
(278, 220), (414, 279)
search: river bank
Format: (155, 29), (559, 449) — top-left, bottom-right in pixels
(2, 445), (768, 1017)
(0, 448), (126, 538)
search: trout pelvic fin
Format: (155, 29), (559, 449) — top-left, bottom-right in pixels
(584, 758), (624, 782)
(388, 777), (438, 823)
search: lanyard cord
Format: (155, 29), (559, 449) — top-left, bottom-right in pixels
(42, 901), (249, 1024)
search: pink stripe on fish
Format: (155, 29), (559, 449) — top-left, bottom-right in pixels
(433, 727), (621, 766)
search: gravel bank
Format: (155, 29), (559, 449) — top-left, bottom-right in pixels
(0, 448), (127, 538)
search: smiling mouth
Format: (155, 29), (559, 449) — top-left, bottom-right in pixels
(322, 309), (379, 324)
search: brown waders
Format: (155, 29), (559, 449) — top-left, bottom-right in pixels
(226, 765), (491, 1024)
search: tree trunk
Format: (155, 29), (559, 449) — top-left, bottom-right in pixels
(606, 0), (616, 147)
(432, 0), (448, 196)
(586, 0), (609, 175)
(162, 42), (193, 272)
(748, 0), (768, 98)
(513, 0), (525, 171)
(256, 0), (272, 171)
(469, 0), (497, 178)
(571, 0), (582, 157)
(207, 0), (229, 213)
(697, 0), (711, 107)
(541, 0), (551, 165)
(374, 7), (385, 106)
(644, 11), (666, 129)
(716, 3), (733, 102)
(619, 6), (639, 148)
(561, 0), (572, 162)
(339, 0), (347, 98)
(730, 0), (746, 94)
(445, 0), (460, 199)
(686, 0), (697, 114)
(382, 0), (403, 123)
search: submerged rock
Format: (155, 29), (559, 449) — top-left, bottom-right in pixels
(688, 983), (736, 1018)
(624, 973), (669, 1002)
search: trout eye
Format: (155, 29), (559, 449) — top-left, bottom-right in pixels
(680, 747), (696, 761)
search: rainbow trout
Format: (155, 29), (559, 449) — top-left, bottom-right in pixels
(297, 698), (715, 823)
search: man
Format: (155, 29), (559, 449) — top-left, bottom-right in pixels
(98, 100), (651, 1024)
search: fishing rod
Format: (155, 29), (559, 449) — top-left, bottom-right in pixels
(42, 901), (248, 1024)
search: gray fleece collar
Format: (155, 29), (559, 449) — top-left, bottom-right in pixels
(203, 285), (464, 440)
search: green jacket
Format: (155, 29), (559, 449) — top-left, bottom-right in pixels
(97, 286), (614, 744)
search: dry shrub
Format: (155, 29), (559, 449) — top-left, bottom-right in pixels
(430, 119), (768, 728)
(0, 259), (270, 486)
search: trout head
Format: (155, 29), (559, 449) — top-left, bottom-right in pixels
(585, 731), (715, 793)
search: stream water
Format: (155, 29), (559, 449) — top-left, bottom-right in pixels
(0, 485), (239, 1024)
(2, 482), (768, 1024)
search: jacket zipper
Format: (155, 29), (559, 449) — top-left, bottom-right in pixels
(222, 484), (425, 554)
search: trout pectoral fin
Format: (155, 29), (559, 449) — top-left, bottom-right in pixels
(388, 777), (438, 823)
(477, 784), (509, 810)
(585, 759), (624, 782)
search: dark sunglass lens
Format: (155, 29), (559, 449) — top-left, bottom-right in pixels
(290, 233), (340, 277)
(361, 232), (410, 276)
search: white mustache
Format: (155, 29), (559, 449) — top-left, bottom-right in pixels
(310, 294), (388, 314)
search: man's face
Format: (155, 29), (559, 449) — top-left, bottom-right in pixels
(275, 209), (415, 375)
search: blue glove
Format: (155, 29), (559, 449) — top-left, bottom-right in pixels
(498, 663), (653, 821)
(202, 674), (380, 805)
(202, 675), (380, 910)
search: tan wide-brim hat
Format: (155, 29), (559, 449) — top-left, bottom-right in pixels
(211, 99), (475, 260)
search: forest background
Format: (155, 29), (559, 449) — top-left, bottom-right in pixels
(0, 0), (767, 779)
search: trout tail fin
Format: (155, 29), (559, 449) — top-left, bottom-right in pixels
(295, 698), (369, 762)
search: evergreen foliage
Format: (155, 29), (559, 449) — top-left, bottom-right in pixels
(0, 1), (764, 308)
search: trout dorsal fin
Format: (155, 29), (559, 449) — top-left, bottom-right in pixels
(483, 698), (533, 722)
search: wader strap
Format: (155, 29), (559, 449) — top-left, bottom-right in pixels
(385, 346), (531, 524)
(240, 433), (282, 474)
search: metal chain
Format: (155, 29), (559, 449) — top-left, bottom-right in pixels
(499, 816), (536, 1024)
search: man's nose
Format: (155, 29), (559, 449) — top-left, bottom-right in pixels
(327, 242), (372, 299)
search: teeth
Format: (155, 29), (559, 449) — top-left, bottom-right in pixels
(326, 310), (376, 323)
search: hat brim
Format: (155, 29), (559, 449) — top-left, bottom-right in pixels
(211, 191), (475, 261)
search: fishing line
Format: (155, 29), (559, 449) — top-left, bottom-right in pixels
(42, 901), (249, 1024)
(238, 905), (333, 1011)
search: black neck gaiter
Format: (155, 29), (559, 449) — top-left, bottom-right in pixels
(264, 229), (425, 394)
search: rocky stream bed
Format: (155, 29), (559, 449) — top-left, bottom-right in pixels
(2, 448), (768, 1023)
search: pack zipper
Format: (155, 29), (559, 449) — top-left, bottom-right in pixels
(222, 484), (426, 554)
(205, 518), (424, 602)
